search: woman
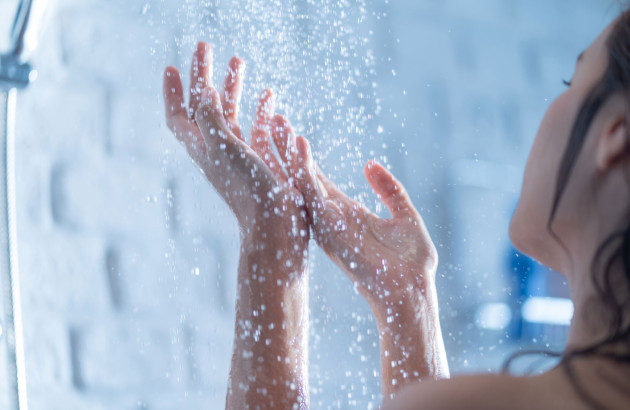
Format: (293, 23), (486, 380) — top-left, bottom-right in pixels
(163, 9), (630, 409)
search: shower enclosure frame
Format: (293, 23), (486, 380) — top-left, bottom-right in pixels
(0, 0), (49, 409)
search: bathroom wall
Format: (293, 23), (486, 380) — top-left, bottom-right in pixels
(9, 0), (615, 408)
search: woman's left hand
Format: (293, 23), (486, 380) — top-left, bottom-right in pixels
(163, 42), (311, 409)
(163, 42), (309, 252)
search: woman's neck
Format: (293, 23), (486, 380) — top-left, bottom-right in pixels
(565, 248), (629, 354)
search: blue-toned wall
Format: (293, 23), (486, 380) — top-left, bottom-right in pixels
(0, 0), (617, 408)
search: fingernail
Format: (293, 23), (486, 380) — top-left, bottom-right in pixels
(232, 57), (245, 72)
(197, 41), (209, 53)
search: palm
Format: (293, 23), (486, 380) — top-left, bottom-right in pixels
(163, 42), (307, 236)
(296, 144), (437, 303)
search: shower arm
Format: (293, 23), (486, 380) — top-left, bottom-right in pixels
(2, 0), (52, 87)
(10, 0), (35, 60)
(0, 0), (46, 90)
(10, 0), (49, 64)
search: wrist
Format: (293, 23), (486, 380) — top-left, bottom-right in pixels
(241, 213), (309, 250)
(235, 237), (310, 339)
(371, 278), (439, 333)
(237, 235), (309, 302)
(241, 229), (308, 260)
(353, 259), (437, 307)
(372, 281), (450, 382)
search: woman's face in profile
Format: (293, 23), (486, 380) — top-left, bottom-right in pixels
(509, 19), (615, 272)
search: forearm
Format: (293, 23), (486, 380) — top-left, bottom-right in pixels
(226, 237), (309, 409)
(373, 279), (449, 400)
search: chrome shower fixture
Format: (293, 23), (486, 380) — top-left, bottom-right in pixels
(0, 0), (49, 89)
(0, 55), (35, 90)
(10, 0), (50, 63)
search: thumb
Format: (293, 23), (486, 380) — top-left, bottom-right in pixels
(295, 136), (326, 224)
(194, 87), (265, 187)
(365, 160), (415, 219)
(194, 87), (232, 144)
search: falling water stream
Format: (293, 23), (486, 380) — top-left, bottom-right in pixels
(163, 0), (389, 406)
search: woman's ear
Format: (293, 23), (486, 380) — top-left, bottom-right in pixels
(596, 99), (629, 171)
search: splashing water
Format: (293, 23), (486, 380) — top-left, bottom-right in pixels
(172, 0), (381, 195)
(161, 0), (387, 407)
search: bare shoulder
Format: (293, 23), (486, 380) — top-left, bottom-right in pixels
(383, 369), (587, 410)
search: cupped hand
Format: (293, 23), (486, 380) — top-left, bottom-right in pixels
(294, 136), (438, 307)
(163, 42), (309, 250)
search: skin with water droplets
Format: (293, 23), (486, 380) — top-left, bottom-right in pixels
(164, 43), (309, 409)
(294, 138), (450, 398)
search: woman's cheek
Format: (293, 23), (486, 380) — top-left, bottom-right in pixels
(509, 95), (570, 255)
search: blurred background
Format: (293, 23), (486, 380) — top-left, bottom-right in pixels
(0, 0), (618, 408)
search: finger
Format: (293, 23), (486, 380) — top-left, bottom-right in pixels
(196, 87), (266, 169)
(164, 67), (208, 163)
(316, 166), (346, 200)
(195, 91), (277, 205)
(171, 116), (208, 166)
(163, 66), (187, 132)
(195, 87), (235, 146)
(251, 88), (275, 146)
(221, 56), (245, 140)
(195, 88), (276, 185)
(189, 41), (213, 118)
(271, 114), (297, 178)
(365, 160), (415, 218)
(295, 136), (328, 223)
(251, 89), (287, 182)
(315, 166), (368, 223)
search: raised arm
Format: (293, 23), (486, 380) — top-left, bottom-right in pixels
(293, 136), (449, 400)
(163, 42), (309, 409)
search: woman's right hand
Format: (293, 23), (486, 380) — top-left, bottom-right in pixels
(294, 136), (438, 310)
(294, 136), (450, 397)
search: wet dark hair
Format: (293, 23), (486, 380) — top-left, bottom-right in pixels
(504, 9), (630, 410)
